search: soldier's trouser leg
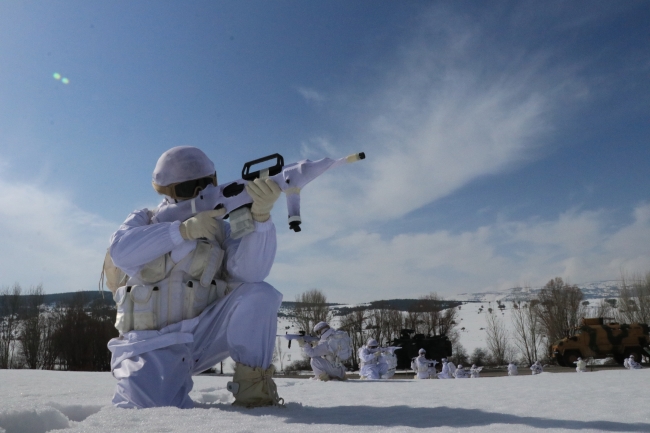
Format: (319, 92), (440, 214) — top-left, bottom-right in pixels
(110, 282), (282, 409)
(310, 357), (346, 380)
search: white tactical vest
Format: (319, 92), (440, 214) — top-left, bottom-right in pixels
(112, 238), (240, 334)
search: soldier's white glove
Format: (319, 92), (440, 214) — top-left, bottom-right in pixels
(179, 208), (226, 241)
(297, 338), (306, 348)
(374, 351), (381, 358)
(245, 178), (281, 222)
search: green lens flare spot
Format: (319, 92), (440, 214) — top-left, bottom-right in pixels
(61, 78), (69, 84)
(53, 73), (61, 80)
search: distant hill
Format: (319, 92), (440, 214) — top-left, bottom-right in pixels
(455, 280), (622, 303)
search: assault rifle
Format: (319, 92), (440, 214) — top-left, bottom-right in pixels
(378, 346), (402, 355)
(279, 331), (320, 348)
(153, 152), (366, 237)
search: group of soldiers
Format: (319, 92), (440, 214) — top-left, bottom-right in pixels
(296, 322), (646, 381)
(295, 321), (484, 381)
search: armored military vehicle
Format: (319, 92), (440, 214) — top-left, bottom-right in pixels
(551, 317), (650, 366)
(389, 329), (453, 370)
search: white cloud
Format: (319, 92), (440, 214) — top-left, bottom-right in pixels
(271, 7), (580, 253)
(270, 205), (650, 303)
(0, 167), (118, 293)
(297, 86), (326, 104)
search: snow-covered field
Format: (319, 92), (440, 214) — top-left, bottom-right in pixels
(1, 368), (649, 433)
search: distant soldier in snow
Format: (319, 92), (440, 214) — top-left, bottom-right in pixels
(411, 348), (437, 379)
(507, 361), (518, 376)
(438, 358), (453, 379)
(358, 338), (389, 380)
(447, 359), (457, 377)
(298, 321), (351, 381)
(470, 364), (483, 378)
(574, 357), (587, 372)
(625, 355), (643, 369)
(530, 361), (543, 375)
(454, 364), (470, 378)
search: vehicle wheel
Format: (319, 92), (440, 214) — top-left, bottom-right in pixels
(563, 350), (580, 366)
(555, 354), (566, 367)
(613, 353), (625, 365)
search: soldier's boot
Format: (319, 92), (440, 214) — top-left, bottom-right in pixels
(318, 372), (330, 381)
(228, 363), (284, 408)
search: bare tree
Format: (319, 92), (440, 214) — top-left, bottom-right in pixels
(291, 289), (331, 335)
(419, 293), (442, 336)
(416, 293), (458, 337)
(438, 307), (458, 337)
(485, 309), (511, 365)
(511, 299), (542, 365)
(366, 308), (390, 345)
(385, 309), (404, 343)
(617, 272), (650, 324)
(404, 309), (421, 333)
(339, 309), (366, 370)
(535, 277), (586, 345)
(0, 284), (23, 368)
(19, 285), (46, 369)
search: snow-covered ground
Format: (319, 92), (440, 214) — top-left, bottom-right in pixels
(1, 368), (649, 433)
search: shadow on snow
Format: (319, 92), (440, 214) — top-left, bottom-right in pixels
(268, 405), (648, 432)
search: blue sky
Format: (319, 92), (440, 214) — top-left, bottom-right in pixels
(0, 1), (648, 302)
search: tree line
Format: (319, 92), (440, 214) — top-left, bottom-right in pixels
(0, 284), (117, 371)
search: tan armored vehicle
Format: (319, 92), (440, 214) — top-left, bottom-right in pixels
(551, 317), (650, 366)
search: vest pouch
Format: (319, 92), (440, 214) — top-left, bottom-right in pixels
(114, 285), (134, 334)
(208, 279), (229, 305)
(183, 280), (209, 320)
(131, 284), (159, 331)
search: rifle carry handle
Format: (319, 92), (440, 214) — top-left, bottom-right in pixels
(242, 153), (285, 181)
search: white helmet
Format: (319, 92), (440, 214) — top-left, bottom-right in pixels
(366, 338), (379, 348)
(313, 321), (330, 336)
(152, 146), (217, 200)
(629, 354), (635, 359)
(418, 348), (426, 355)
(441, 358), (447, 362)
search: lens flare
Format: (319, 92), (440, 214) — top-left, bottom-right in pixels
(61, 78), (69, 84)
(53, 73), (61, 80)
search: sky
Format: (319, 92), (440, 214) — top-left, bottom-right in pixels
(0, 1), (649, 303)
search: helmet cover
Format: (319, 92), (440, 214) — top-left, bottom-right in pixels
(153, 146), (215, 187)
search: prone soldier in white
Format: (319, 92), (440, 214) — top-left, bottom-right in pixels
(298, 321), (351, 381)
(530, 360), (543, 375)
